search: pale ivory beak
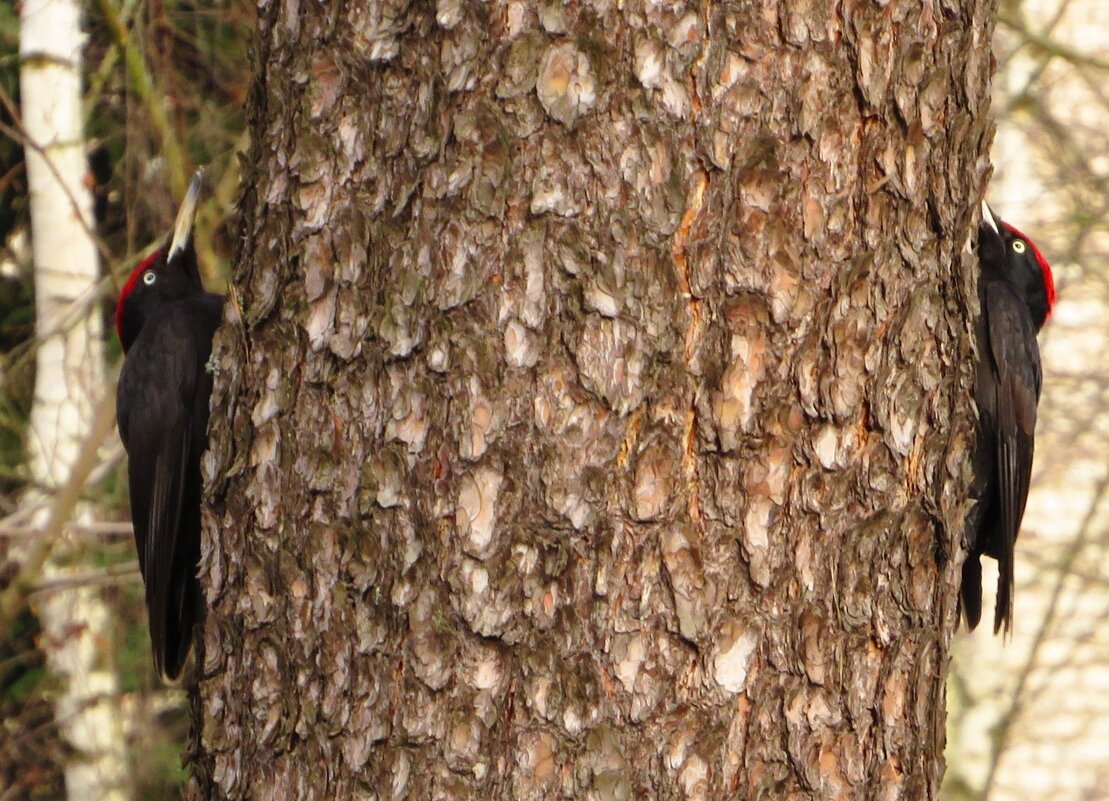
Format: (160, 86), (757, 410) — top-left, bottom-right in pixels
(980, 200), (999, 235)
(168, 169), (204, 262)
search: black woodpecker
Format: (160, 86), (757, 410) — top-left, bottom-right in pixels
(963, 201), (1055, 635)
(116, 172), (222, 679)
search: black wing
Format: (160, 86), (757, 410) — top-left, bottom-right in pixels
(117, 306), (212, 679)
(984, 281), (1042, 635)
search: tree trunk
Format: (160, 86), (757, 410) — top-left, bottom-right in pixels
(19, 1), (128, 800)
(194, 2), (995, 798)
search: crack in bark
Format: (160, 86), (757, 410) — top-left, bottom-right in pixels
(673, 169), (709, 528)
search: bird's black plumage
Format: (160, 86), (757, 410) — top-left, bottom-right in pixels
(963, 203), (1054, 635)
(116, 173), (222, 679)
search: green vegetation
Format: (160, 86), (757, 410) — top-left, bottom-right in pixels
(0, 3), (252, 797)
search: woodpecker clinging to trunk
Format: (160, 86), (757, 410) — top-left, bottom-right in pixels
(116, 172), (222, 680)
(962, 201), (1056, 635)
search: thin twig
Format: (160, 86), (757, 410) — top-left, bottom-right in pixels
(0, 520), (134, 539)
(998, 12), (1109, 72)
(979, 474), (1109, 798)
(0, 387), (118, 631)
(29, 561), (140, 595)
(0, 84), (114, 264)
(83, 0), (144, 119)
(94, 0), (188, 199)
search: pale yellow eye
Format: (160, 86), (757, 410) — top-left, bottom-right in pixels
(1012, 240), (1027, 254)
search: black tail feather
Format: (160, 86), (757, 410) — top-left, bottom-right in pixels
(994, 533), (1014, 636)
(961, 554), (983, 631)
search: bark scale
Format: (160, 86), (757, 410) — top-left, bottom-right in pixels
(195, 2), (995, 799)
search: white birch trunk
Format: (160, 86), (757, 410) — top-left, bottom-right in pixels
(20, 2), (128, 800)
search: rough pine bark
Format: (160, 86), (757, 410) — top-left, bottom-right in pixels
(193, 1), (996, 799)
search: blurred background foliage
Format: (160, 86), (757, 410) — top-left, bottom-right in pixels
(0, 1), (1106, 801)
(945, 3), (1109, 801)
(0, 2), (251, 798)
